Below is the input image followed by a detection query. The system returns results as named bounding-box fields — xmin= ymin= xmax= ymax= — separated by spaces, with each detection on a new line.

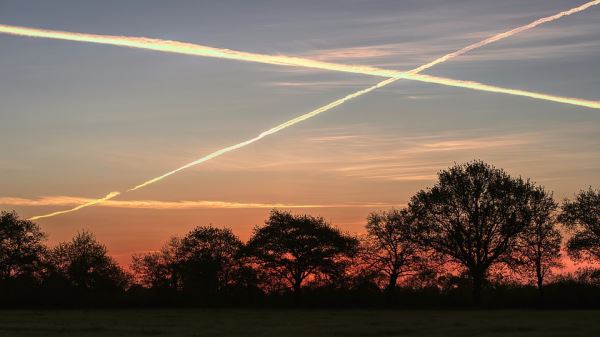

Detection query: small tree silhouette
xmin=560 ymin=188 xmax=600 ymax=263
xmin=177 ymin=226 xmax=244 ymax=295
xmin=363 ymin=208 xmax=424 ymax=293
xmin=48 ymin=231 xmax=129 ymax=291
xmin=513 ymin=186 xmax=562 ymax=296
xmin=247 ymin=210 xmax=358 ymax=295
xmin=0 ymin=211 xmax=46 ymax=283
xmin=133 ymin=226 xmax=251 ymax=297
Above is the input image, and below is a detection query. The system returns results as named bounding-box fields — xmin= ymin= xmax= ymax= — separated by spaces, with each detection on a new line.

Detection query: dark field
xmin=0 ymin=309 xmax=598 ymax=337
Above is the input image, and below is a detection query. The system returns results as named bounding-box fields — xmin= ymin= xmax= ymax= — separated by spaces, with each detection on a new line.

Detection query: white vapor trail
xmin=1 ymin=1 xmax=600 ymax=108
xmin=25 ymin=1 xmax=600 ymax=220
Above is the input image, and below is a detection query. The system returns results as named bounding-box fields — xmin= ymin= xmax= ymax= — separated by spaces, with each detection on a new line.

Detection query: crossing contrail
xmin=1 ymin=1 xmax=600 ymax=109
xmin=25 ymin=1 xmax=600 ymax=220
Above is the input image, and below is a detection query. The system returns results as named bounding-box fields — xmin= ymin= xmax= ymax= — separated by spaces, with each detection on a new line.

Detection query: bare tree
xmin=559 ymin=188 xmax=600 ymax=262
xmin=514 ymin=186 xmax=562 ymax=295
xmin=363 ymin=208 xmax=423 ymax=293
xmin=408 ymin=161 xmax=537 ymax=304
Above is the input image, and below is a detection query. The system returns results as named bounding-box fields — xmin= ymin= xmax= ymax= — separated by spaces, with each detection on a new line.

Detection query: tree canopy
xmin=48 ymin=231 xmax=130 ymax=291
xmin=514 ymin=186 xmax=561 ymax=295
xmin=364 ymin=208 xmax=424 ymax=292
xmin=408 ymin=161 xmax=540 ymax=303
xmin=247 ymin=210 xmax=359 ymax=293
xmin=560 ymin=188 xmax=600 ymax=262
xmin=0 ymin=211 xmax=46 ymax=282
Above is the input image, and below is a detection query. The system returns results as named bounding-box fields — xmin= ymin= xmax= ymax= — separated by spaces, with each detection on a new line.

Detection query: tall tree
xmin=408 ymin=161 xmax=536 ymax=304
xmin=364 ymin=208 xmax=423 ymax=293
xmin=49 ymin=231 xmax=129 ymax=291
xmin=0 ymin=211 xmax=46 ymax=282
xmin=247 ymin=210 xmax=359 ymax=294
xmin=559 ymin=188 xmax=600 ymax=262
xmin=514 ymin=187 xmax=562 ymax=295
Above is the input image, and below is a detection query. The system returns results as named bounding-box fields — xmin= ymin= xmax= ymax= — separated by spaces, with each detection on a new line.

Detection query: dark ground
xmin=0 ymin=309 xmax=598 ymax=337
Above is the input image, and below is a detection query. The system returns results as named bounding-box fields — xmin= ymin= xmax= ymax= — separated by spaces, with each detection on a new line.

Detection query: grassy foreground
xmin=0 ymin=309 xmax=598 ymax=337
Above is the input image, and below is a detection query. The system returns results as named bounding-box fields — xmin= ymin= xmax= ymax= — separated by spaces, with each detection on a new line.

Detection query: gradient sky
xmin=1 ymin=0 xmax=599 ymax=266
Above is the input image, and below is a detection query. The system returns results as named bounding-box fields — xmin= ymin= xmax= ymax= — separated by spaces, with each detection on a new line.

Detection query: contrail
xmin=28 ymin=78 xmax=396 ymax=220
xmin=1 ymin=0 xmax=600 ymax=109
xmin=127 ymin=78 xmax=396 ymax=191
xmin=408 ymin=0 xmax=600 ymax=74
xmin=29 ymin=191 xmax=120 ymax=220
xmin=25 ymin=1 xmax=600 ymax=220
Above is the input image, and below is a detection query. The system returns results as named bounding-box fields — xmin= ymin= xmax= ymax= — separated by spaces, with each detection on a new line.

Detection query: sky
xmin=0 ymin=0 xmax=599 ymax=266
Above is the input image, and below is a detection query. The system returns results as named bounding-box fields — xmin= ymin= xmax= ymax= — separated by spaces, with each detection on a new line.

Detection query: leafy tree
xmin=132 ymin=237 xmax=183 ymax=291
xmin=0 ymin=211 xmax=46 ymax=282
xmin=48 ymin=231 xmax=129 ymax=291
xmin=246 ymin=210 xmax=359 ymax=294
xmin=132 ymin=252 xmax=172 ymax=290
xmin=408 ymin=161 xmax=537 ymax=304
xmin=363 ymin=208 xmax=423 ymax=292
xmin=560 ymin=188 xmax=600 ymax=262
xmin=514 ymin=187 xmax=562 ymax=295
xmin=133 ymin=227 xmax=250 ymax=296
xmin=177 ymin=226 xmax=244 ymax=294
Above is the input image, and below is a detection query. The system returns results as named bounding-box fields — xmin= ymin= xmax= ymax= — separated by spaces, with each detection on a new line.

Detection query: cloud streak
xmin=1 ymin=196 xmax=391 ymax=210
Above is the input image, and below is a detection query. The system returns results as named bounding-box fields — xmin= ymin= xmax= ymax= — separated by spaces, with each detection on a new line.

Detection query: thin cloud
xmin=202 ymin=127 xmax=544 ymax=183
xmin=0 ymin=196 xmax=392 ymax=210
xmin=300 ymin=21 xmax=600 ymax=68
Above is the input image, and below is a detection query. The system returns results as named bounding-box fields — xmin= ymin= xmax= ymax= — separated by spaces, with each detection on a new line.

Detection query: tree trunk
xmin=386 ymin=272 xmax=398 ymax=294
xmin=536 ymin=263 xmax=544 ymax=297
xmin=292 ymin=280 xmax=302 ymax=293
xmin=292 ymin=275 xmax=302 ymax=305
xmin=471 ymin=269 xmax=485 ymax=306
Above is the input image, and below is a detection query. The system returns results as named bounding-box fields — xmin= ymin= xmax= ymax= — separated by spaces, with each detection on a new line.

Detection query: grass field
xmin=0 ymin=309 xmax=598 ymax=337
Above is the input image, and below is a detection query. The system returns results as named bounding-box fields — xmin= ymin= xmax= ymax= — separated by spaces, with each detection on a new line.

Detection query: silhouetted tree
xmin=48 ymin=231 xmax=129 ymax=291
xmin=133 ymin=237 xmax=183 ymax=290
xmin=514 ymin=186 xmax=562 ymax=295
xmin=408 ymin=161 xmax=537 ymax=304
xmin=177 ymin=226 xmax=244 ymax=295
xmin=363 ymin=208 xmax=423 ymax=293
xmin=559 ymin=188 xmax=600 ymax=263
xmin=0 ymin=211 xmax=46 ymax=283
xmin=247 ymin=210 xmax=359 ymax=294
xmin=131 ymin=242 xmax=178 ymax=290
xmin=132 ymin=227 xmax=253 ymax=297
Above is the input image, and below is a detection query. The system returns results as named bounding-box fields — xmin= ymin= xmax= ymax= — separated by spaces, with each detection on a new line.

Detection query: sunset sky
xmin=1 ymin=0 xmax=599 ymax=266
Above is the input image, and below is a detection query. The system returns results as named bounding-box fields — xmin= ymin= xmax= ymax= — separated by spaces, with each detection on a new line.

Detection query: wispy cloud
xmin=265 ymin=80 xmax=375 ymax=90
xmin=305 ymin=46 xmax=399 ymax=61
xmin=299 ymin=21 xmax=600 ymax=69
xmin=199 ymin=127 xmax=545 ymax=182
xmin=316 ymin=132 xmax=539 ymax=181
xmin=0 ymin=196 xmax=392 ymax=210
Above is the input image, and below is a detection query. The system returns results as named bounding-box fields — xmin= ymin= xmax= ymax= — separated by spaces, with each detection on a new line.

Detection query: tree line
xmin=1 ymin=161 xmax=599 ymax=307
